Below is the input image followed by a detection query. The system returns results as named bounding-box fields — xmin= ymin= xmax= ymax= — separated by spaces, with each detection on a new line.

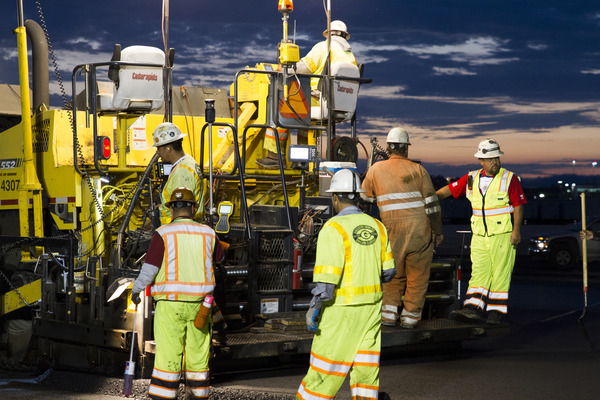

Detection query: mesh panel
xmin=33 ymin=118 xmax=50 ymax=153
xmin=257 ymin=263 xmax=290 ymax=291
xmin=257 ymin=232 xmax=292 ymax=261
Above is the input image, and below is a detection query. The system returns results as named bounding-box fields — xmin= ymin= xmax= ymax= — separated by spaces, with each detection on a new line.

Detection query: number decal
xmin=1 ymin=180 xmax=20 ymax=191
xmin=0 ymin=159 xmax=19 ymax=170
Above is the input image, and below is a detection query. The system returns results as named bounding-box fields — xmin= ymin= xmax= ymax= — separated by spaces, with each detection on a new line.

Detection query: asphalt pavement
xmin=2 ymin=224 xmax=599 ymax=399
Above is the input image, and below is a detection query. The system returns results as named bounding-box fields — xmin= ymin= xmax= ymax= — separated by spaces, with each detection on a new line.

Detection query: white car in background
xmin=528 ymin=217 xmax=600 ymax=269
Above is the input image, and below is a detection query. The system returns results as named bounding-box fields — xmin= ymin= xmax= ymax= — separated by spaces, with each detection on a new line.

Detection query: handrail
xmin=71 ymin=61 xmax=165 ymax=176
xmin=199 ymin=122 xmax=252 ymax=239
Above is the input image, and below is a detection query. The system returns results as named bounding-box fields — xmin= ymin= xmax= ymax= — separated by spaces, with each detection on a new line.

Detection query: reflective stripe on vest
xmin=466 ymin=168 xmax=514 ymax=236
xmin=326 ymin=220 xmax=382 ymax=305
xmin=151 ymin=220 xmax=216 ymax=301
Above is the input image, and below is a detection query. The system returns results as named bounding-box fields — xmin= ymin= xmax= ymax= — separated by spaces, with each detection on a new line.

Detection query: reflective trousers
xmin=465 ymin=232 xmax=515 ymax=314
xmin=296 ymin=300 xmax=381 ymax=400
xmin=381 ymin=217 xmax=433 ymax=324
xmin=149 ymin=301 xmax=211 ymax=400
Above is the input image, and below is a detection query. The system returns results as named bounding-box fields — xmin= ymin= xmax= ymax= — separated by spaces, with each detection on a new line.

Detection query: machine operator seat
xmin=100 ymin=45 xmax=165 ymax=112
xmin=310 ymin=62 xmax=361 ymax=123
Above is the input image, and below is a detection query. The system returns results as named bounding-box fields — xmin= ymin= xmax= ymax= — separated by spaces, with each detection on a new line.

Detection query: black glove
xmin=131 ymin=291 xmax=141 ymax=305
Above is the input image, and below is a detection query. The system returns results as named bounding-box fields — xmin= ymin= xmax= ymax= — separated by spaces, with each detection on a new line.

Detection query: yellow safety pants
xmin=149 ymin=301 xmax=212 ymax=400
xmin=465 ymin=232 xmax=515 ymax=314
xmin=296 ymin=300 xmax=381 ymax=400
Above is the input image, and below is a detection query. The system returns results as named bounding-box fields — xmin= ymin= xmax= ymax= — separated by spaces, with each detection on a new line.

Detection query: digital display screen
xmin=219 ymin=204 xmax=233 ymax=214
xmin=290 ymin=147 xmax=309 ymax=160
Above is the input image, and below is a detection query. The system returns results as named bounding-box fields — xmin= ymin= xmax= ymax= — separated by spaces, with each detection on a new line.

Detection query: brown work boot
xmin=450 ymin=307 xmax=482 ymax=324
xmin=256 ymin=150 xmax=285 ymax=169
xmin=486 ymin=310 xmax=502 ymax=325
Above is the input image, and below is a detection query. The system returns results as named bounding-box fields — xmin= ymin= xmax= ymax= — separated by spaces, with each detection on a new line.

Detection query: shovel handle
xmin=581 ymin=193 xmax=588 ymax=292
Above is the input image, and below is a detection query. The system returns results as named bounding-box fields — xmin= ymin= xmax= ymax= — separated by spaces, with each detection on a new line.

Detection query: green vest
xmin=466 ymin=167 xmax=515 ymax=236
xmin=151 ymin=219 xmax=216 ymax=301
xmin=313 ymin=212 xmax=395 ymax=305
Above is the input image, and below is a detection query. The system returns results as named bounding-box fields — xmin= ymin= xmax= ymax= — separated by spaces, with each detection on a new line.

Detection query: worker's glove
xmin=131 ymin=291 xmax=141 ymax=305
xmin=382 ymin=267 xmax=396 ymax=283
xmin=306 ymin=297 xmax=322 ymax=332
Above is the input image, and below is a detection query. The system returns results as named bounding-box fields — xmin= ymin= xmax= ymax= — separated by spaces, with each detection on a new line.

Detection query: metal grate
xmin=257 ymin=232 xmax=292 ymax=261
xmin=257 ymin=263 xmax=290 ymax=291
xmin=33 ymin=118 xmax=50 ymax=153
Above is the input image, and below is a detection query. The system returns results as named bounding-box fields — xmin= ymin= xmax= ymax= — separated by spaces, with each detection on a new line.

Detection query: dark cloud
xmin=1 ymin=1 xmax=598 ymax=178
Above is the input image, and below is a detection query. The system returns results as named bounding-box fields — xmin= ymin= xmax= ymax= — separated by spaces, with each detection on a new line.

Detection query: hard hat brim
xmin=326 ymin=187 xmax=366 ymax=193
xmin=152 ymin=133 xmax=188 ymax=147
xmin=474 ymin=150 xmax=504 ymax=158
xmin=323 ymin=30 xmax=350 ymax=40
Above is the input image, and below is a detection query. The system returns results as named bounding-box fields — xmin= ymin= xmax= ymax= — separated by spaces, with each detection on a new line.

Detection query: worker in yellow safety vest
xmin=152 ymin=122 xmax=227 ymax=343
xmin=256 ymin=20 xmax=357 ymax=169
xmin=436 ymin=139 xmax=526 ymax=325
xmin=296 ymin=169 xmax=396 ymax=400
xmin=131 ymin=187 xmax=224 ymax=400
xmin=153 ymin=122 xmax=204 ymax=224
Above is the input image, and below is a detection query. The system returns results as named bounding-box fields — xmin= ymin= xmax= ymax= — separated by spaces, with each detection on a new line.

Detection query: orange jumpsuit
xmin=362 ymin=155 xmax=442 ymax=325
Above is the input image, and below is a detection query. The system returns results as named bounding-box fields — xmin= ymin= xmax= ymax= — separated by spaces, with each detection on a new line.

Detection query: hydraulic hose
xmin=113 ymin=153 xmax=159 ymax=268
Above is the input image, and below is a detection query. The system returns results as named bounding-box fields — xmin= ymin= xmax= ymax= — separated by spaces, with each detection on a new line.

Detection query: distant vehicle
xmin=528 ymin=217 xmax=600 ymax=269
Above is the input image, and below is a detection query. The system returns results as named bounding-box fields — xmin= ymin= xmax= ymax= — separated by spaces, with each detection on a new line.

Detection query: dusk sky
xmin=1 ymin=1 xmax=599 ymax=181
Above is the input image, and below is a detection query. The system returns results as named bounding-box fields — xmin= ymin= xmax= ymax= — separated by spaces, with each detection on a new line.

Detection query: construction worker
xmin=361 ymin=127 xmax=443 ymax=329
xmin=152 ymin=122 xmax=227 ymax=343
xmin=436 ymin=138 xmax=526 ymax=325
xmin=131 ymin=187 xmax=224 ymax=400
xmin=153 ymin=122 xmax=204 ymax=224
xmin=256 ymin=20 xmax=357 ymax=169
xmin=296 ymin=169 xmax=396 ymax=400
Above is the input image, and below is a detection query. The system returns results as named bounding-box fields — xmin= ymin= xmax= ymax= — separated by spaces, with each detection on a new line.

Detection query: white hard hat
xmin=326 ymin=169 xmax=365 ymax=194
xmin=152 ymin=122 xmax=187 ymax=147
xmin=323 ymin=20 xmax=350 ymax=40
xmin=474 ymin=138 xmax=504 ymax=158
xmin=386 ymin=127 xmax=411 ymax=145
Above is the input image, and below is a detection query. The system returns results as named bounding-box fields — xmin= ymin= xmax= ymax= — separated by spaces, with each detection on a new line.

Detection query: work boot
xmin=212 ymin=329 xmax=228 ymax=346
xmin=381 ymin=316 xmax=397 ymax=327
xmin=399 ymin=317 xmax=418 ymax=330
xmin=486 ymin=310 xmax=502 ymax=325
xmin=378 ymin=392 xmax=391 ymax=400
xmin=256 ymin=151 xmax=285 ymax=169
xmin=450 ymin=307 xmax=482 ymax=324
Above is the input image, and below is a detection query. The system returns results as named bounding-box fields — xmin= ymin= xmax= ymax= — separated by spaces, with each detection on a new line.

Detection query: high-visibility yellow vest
xmin=151 ymin=219 xmax=216 ymax=301
xmin=313 ymin=212 xmax=395 ymax=305
xmin=466 ymin=167 xmax=515 ymax=236
xmin=302 ymin=39 xmax=357 ymax=92
xmin=159 ymin=155 xmax=204 ymax=224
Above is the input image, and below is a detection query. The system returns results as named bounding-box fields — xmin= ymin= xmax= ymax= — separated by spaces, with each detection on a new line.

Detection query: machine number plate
xmin=0 ymin=159 xmax=21 ymax=170
xmin=1 ymin=180 xmax=20 ymax=191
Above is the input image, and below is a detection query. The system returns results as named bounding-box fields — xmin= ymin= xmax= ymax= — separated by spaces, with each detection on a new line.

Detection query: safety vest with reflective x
xmin=313 ymin=213 xmax=395 ymax=305
xmin=466 ymin=167 xmax=515 ymax=236
xmin=151 ymin=219 xmax=216 ymax=301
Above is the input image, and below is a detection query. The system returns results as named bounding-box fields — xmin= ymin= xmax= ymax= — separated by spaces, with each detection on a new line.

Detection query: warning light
xmin=278 ymin=0 xmax=293 ymax=13
xmin=96 ymin=136 xmax=111 ymax=161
